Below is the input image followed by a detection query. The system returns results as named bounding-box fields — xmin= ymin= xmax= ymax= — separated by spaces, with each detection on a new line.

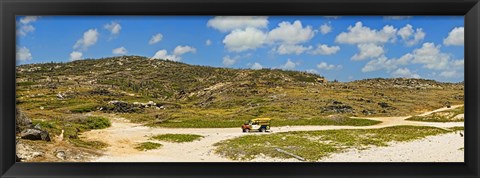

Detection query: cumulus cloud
xmin=411 ymin=42 xmax=450 ymax=70
xmin=205 ymin=39 xmax=212 ymax=46
xmin=309 ymin=44 xmax=340 ymax=55
xmin=104 ymin=21 xmax=121 ymax=36
xmin=392 ymin=68 xmax=420 ymax=78
xmin=320 ymin=22 xmax=332 ymax=35
xmin=335 ymin=22 xmax=397 ymax=44
xmin=222 ymin=55 xmax=240 ymax=66
xmin=351 ymin=43 xmax=384 ymax=60
xmin=151 ymin=45 xmax=196 ymax=61
xmin=397 ymin=24 xmax=425 ymax=46
xmin=250 ymin=62 xmax=263 ymax=70
xmin=317 ymin=62 xmax=342 ymax=71
xmin=223 ymin=27 xmax=267 ymax=52
xmin=151 ymin=49 xmax=180 ymax=61
xmin=207 ymin=16 xmax=268 ymax=32
xmin=19 ymin=16 xmax=39 ymax=24
xmin=73 ymin=29 xmax=99 ymax=50
xmin=439 ymin=59 xmax=464 ymax=78
xmin=16 ymin=47 xmax=32 ymax=61
xmin=69 ymin=51 xmax=83 ymax=61
xmin=149 ymin=33 xmax=163 ymax=45
xmin=279 ymin=59 xmax=298 ymax=70
xmin=17 ymin=16 xmax=39 ymax=36
xmin=267 ymin=20 xmax=315 ymax=44
xmin=306 ymin=69 xmax=319 ymax=74
xmin=173 ymin=45 xmax=197 ymax=56
xmin=443 ymin=27 xmax=464 ymax=46
xmin=361 ymin=54 xmax=413 ymax=72
xmin=112 ymin=46 xmax=127 ymax=55
xmin=274 ymin=44 xmax=312 ymax=55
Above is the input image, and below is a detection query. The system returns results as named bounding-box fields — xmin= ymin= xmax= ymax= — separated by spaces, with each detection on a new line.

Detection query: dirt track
xmin=82 ymin=105 xmax=464 ymax=162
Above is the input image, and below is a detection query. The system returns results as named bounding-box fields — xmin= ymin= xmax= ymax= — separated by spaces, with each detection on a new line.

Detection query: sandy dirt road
xmin=82 ymin=105 xmax=464 ymax=162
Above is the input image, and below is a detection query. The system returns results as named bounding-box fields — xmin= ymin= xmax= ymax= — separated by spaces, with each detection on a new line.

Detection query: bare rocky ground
xmin=79 ymin=105 xmax=464 ymax=162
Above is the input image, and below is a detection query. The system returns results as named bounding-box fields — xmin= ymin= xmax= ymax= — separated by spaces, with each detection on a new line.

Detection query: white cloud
xmin=17 ymin=16 xmax=39 ymax=36
xmin=205 ymin=39 xmax=212 ymax=46
xmin=412 ymin=42 xmax=450 ymax=70
xmin=397 ymin=24 xmax=425 ymax=46
xmin=16 ymin=47 xmax=32 ymax=61
xmin=222 ymin=55 xmax=240 ymax=66
xmin=149 ymin=33 xmax=163 ymax=45
xmin=317 ymin=62 xmax=342 ymax=71
xmin=439 ymin=69 xmax=463 ymax=78
xmin=207 ymin=16 xmax=268 ymax=32
xmin=309 ymin=44 xmax=340 ymax=55
xmin=173 ymin=45 xmax=196 ymax=56
xmin=151 ymin=49 xmax=180 ymax=61
xmin=452 ymin=59 xmax=464 ymax=68
xmin=443 ymin=27 xmax=464 ymax=46
xmin=17 ymin=25 xmax=35 ymax=36
xmin=361 ymin=54 xmax=413 ymax=72
xmin=151 ymin=46 xmax=195 ymax=62
xmin=351 ymin=43 xmax=384 ymax=60
xmin=320 ymin=22 xmax=332 ymax=35
xmin=223 ymin=27 xmax=267 ymax=52
xmin=267 ymin=20 xmax=315 ymax=44
xmin=69 ymin=51 xmax=83 ymax=61
xmin=274 ymin=44 xmax=312 ymax=55
xmin=392 ymin=68 xmax=420 ymax=78
xmin=73 ymin=29 xmax=99 ymax=50
xmin=250 ymin=62 xmax=263 ymax=70
xmin=439 ymin=59 xmax=464 ymax=78
xmin=104 ymin=21 xmax=121 ymax=36
xmin=112 ymin=46 xmax=127 ymax=55
xmin=19 ymin=16 xmax=39 ymax=24
xmin=335 ymin=22 xmax=397 ymax=44
xmin=280 ymin=59 xmax=298 ymax=70
xmin=306 ymin=69 xmax=319 ymax=74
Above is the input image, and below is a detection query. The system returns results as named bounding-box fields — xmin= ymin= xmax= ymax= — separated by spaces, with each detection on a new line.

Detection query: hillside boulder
xmin=20 ymin=129 xmax=51 ymax=141
xmin=16 ymin=108 xmax=32 ymax=134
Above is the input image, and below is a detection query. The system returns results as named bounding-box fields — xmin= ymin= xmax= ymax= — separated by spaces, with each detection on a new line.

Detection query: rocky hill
xmin=16 ymin=56 xmax=464 ymax=127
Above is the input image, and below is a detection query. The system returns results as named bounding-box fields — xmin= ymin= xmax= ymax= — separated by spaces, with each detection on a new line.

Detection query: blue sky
xmin=16 ymin=16 xmax=464 ymax=82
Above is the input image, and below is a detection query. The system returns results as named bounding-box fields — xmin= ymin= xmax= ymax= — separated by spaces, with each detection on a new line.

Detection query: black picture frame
xmin=1 ymin=0 xmax=479 ymax=177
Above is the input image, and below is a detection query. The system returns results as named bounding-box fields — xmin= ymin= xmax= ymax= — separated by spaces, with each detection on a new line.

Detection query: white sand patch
xmin=320 ymin=132 xmax=464 ymax=162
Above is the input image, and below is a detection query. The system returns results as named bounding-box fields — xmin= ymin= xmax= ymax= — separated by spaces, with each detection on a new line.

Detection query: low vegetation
xmin=135 ymin=142 xmax=162 ymax=151
xmin=15 ymin=56 xmax=464 ymax=152
xmin=406 ymin=106 xmax=464 ymax=122
xmin=69 ymin=139 xmax=109 ymax=149
xmin=151 ymin=134 xmax=204 ymax=143
xmin=214 ymin=126 xmax=452 ymax=161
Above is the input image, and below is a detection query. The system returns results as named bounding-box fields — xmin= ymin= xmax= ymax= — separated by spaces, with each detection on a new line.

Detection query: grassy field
xmin=151 ymin=134 xmax=204 ymax=143
xmin=214 ymin=126 xmax=453 ymax=161
xmin=406 ymin=106 xmax=464 ymax=122
xmin=135 ymin=142 xmax=163 ymax=151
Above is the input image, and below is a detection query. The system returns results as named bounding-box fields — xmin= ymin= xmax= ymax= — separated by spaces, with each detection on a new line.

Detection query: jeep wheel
xmin=260 ymin=128 xmax=266 ymax=133
xmin=244 ymin=129 xmax=249 ymax=133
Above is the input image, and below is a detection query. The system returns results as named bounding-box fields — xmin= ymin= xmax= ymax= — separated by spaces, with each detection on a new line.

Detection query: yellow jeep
xmin=241 ymin=118 xmax=271 ymax=132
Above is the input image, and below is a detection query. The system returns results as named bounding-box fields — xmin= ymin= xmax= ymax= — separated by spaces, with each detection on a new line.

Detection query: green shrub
xmin=135 ymin=142 xmax=162 ymax=151
xmin=151 ymin=134 xmax=203 ymax=143
xmin=83 ymin=116 xmax=111 ymax=130
xmin=70 ymin=104 xmax=98 ymax=113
